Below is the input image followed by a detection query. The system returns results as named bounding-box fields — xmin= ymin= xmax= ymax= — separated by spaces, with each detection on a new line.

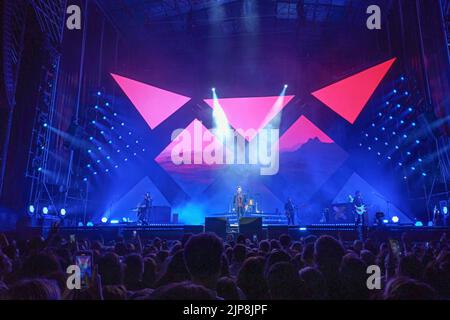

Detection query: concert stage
xmin=25 ymin=223 xmax=450 ymax=244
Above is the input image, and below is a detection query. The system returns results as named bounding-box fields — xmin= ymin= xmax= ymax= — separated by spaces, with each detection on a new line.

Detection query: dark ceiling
xmin=96 ymin=0 xmax=394 ymax=40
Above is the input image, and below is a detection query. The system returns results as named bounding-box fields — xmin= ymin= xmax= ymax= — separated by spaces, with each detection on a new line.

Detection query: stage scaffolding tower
xmin=25 ymin=0 xmax=81 ymax=222
xmin=0 ymin=0 xmax=28 ymax=196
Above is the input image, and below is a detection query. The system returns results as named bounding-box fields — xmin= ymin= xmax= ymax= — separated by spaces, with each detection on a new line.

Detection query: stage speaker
xmin=267 ymin=225 xmax=289 ymax=240
xmin=172 ymin=213 xmax=179 ymax=224
xmin=205 ymin=217 xmax=228 ymax=238
xmin=150 ymin=206 xmax=171 ymax=223
xmin=239 ymin=217 xmax=263 ymax=239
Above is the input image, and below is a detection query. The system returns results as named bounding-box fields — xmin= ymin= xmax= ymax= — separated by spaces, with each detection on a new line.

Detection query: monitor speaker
xmin=239 ymin=217 xmax=263 ymax=239
xmin=205 ymin=217 xmax=228 ymax=238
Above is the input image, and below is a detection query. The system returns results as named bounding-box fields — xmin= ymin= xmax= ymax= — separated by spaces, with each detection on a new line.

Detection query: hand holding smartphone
xmin=75 ymin=251 xmax=93 ymax=288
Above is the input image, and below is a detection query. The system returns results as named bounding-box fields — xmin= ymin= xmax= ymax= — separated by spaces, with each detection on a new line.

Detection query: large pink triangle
xmin=278 ymin=115 xmax=334 ymax=152
xmin=311 ymin=58 xmax=396 ymax=124
xmin=204 ymin=95 xmax=295 ymax=141
xmin=155 ymin=119 xmax=226 ymax=196
xmin=111 ymin=73 xmax=191 ymax=129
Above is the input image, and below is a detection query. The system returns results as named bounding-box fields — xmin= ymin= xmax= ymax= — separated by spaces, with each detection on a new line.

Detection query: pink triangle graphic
xmin=311 ymin=58 xmax=396 ymax=124
xmin=204 ymin=95 xmax=295 ymax=141
xmin=111 ymin=73 xmax=191 ymax=129
xmin=278 ymin=115 xmax=334 ymax=152
xmin=155 ymin=119 xmax=226 ymax=196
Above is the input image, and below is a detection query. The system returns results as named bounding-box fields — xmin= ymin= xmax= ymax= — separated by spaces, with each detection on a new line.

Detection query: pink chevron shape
xmin=111 ymin=73 xmax=191 ymax=129
xmin=312 ymin=58 xmax=396 ymax=124
xmin=278 ymin=115 xmax=334 ymax=152
xmin=204 ymin=95 xmax=295 ymax=141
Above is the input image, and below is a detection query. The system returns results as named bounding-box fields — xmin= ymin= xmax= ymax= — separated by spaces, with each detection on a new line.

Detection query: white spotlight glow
xmin=60 ymin=208 xmax=66 ymax=216
xmin=391 ymin=216 xmax=399 ymax=223
xmin=42 ymin=207 xmax=49 ymax=215
xmin=101 ymin=217 xmax=108 ymax=223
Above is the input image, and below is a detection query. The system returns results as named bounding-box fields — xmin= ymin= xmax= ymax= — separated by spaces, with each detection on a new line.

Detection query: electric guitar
xmin=348 ymin=195 xmax=368 ymax=216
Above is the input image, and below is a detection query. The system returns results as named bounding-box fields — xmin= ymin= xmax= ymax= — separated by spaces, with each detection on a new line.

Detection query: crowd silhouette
xmin=0 ymin=224 xmax=448 ymax=300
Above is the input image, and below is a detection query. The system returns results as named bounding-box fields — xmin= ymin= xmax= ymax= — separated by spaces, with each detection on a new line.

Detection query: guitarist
xmin=350 ymin=191 xmax=366 ymax=227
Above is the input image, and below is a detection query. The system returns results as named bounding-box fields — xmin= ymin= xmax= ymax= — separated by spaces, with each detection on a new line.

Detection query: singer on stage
xmin=233 ymin=186 xmax=246 ymax=219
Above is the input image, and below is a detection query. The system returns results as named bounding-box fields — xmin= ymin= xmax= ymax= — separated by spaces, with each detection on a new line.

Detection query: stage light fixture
xmin=111 ymin=126 xmax=115 ymax=130
xmin=60 ymin=208 xmax=66 ymax=216
xmin=88 ymin=149 xmax=92 ymax=153
xmin=414 ymin=221 xmax=423 ymax=227
xmin=43 ymin=123 xmax=48 ymax=128
xmin=393 ymin=89 xmax=397 ymax=94
xmin=91 ymin=120 xmax=96 ymax=124
xmin=94 ymin=105 xmax=99 ymax=109
xmin=400 ymin=76 xmax=405 ymax=81
xmin=108 ymin=140 xmax=112 ymax=144
xmin=83 ymin=178 xmax=88 ymax=182
xmin=97 ymin=91 xmax=101 ymax=96
xmin=42 ymin=207 xmax=49 ymax=214
xmin=96 ymin=159 xmax=101 ymax=163
xmin=113 ymin=113 xmax=117 ymax=116
xmin=100 ymin=130 xmax=105 ymax=135
xmin=122 ymin=217 xmax=127 ymax=223
xmin=102 ymin=116 xmax=107 ymax=120
xmin=391 ymin=216 xmax=399 ymax=223
xmin=98 ymin=147 xmax=102 ymax=151
xmin=404 ymin=91 xmax=409 ymax=96
xmin=284 ymin=84 xmax=288 ymax=88
xmin=105 ymin=102 xmax=110 ymax=107
xmin=78 ymin=222 xmax=84 ymax=227
xmin=105 ymin=169 xmax=109 ymax=173
xmin=86 ymin=222 xmax=94 ymax=227
xmin=101 ymin=217 xmax=108 ymax=223
xmin=38 ymin=167 xmax=42 ymax=172
xmin=29 ymin=205 xmax=35 ymax=213
xmin=121 ymin=122 xmax=125 ymax=126
xmin=382 ymin=219 xmax=389 ymax=224
xmin=422 ymin=172 xmax=427 ymax=177
xmin=110 ymin=219 xmax=119 ymax=224
xmin=93 ymin=171 xmax=98 ymax=175
xmin=415 ymin=140 xmax=420 ymax=144
xmin=212 ymin=87 xmax=216 ymax=92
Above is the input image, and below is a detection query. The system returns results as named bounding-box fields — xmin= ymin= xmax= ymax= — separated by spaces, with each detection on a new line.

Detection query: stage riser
xmin=11 ymin=225 xmax=449 ymax=243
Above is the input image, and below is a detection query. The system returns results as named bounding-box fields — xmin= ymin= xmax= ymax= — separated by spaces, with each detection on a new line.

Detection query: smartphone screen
xmin=75 ymin=252 xmax=93 ymax=288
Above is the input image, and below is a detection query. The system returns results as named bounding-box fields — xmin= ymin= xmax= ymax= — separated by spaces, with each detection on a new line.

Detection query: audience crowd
xmin=0 ymin=224 xmax=448 ymax=300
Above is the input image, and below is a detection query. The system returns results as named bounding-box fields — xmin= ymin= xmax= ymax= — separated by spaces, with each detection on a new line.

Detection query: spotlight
xmin=101 ymin=217 xmax=108 ymax=223
xmin=78 ymin=222 xmax=84 ymax=227
xmin=393 ymin=89 xmax=397 ymax=94
xmin=110 ymin=219 xmax=119 ymax=224
xmin=89 ymin=136 xmax=94 ymax=141
xmin=86 ymin=222 xmax=94 ymax=227
xmin=42 ymin=207 xmax=49 ymax=215
xmin=415 ymin=221 xmax=423 ymax=227
xmin=28 ymin=205 xmax=35 ymax=213
xmin=83 ymin=177 xmax=88 ymax=182
xmin=121 ymin=122 xmax=125 ymax=126
xmin=88 ymin=149 xmax=92 ymax=153
xmin=122 ymin=217 xmax=127 ymax=223
xmin=97 ymin=91 xmax=101 ymax=96
xmin=91 ymin=120 xmax=96 ymax=124
xmin=60 ymin=208 xmax=66 ymax=216
xmin=38 ymin=167 xmax=42 ymax=172
xmin=212 ymin=87 xmax=216 ymax=92
xmin=284 ymin=84 xmax=288 ymax=88
xmin=43 ymin=123 xmax=48 ymax=128
xmin=105 ymin=102 xmax=110 ymax=107
xmin=94 ymin=105 xmax=99 ymax=109
xmin=382 ymin=219 xmax=389 ymax=224
xmin=391 ymin=216 xmax=399 ymax=223
xmin=422 ymin=172 xmax=427 ymax=177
